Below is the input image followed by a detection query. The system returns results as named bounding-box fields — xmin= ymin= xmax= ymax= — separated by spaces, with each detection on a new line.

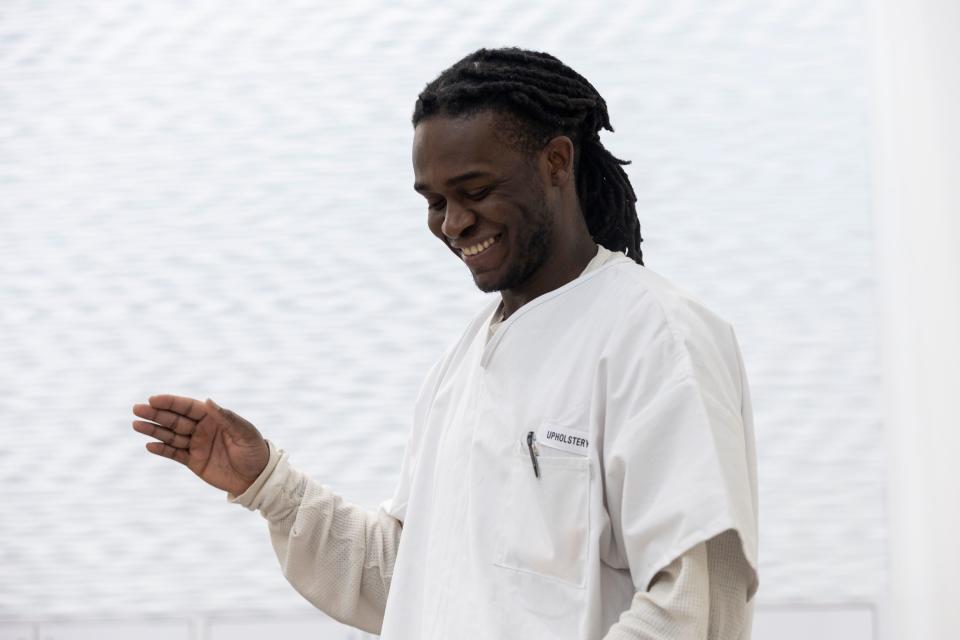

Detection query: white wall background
xmin=0 ymin=0 xmax=882 ymax=636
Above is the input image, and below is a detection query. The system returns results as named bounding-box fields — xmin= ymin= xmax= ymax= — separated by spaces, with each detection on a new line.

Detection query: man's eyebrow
xmin=413 ymin=170 xmax=495 ymax=193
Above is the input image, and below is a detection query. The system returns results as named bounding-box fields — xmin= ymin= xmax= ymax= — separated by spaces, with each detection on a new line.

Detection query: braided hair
xmin=412 ymin=47 xmax=643 ymax=265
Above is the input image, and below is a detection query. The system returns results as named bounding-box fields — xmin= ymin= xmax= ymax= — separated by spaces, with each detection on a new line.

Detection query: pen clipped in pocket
xmin=493 ymin=437 xmax=591 ymax=588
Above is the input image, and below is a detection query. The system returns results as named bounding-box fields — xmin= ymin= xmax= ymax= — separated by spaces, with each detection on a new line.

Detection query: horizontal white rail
xmin=0 ymin=605 xmax=875 ymax=640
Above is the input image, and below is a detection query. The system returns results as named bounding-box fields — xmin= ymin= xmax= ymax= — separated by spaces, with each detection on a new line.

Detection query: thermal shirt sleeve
xmin=227 ymin=439 xmax=402 ymax=635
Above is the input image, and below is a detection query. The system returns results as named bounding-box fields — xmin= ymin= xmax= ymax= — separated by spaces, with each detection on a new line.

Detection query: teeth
xmin=462 ymin=236 xmax=498 ymax=257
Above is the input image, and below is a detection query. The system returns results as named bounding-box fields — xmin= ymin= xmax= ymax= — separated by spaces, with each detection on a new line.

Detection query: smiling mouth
xmin=459 ymin=234 xmax=502 ymax=258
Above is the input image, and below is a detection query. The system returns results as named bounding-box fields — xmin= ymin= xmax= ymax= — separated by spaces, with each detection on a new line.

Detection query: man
xmin=132 ymin=47 xmax=759 ymax=639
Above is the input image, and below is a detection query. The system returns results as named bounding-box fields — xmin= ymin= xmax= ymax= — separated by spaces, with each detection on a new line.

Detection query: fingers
xmin=133 ymin=396 xmax=206 ymax=435
xmin=132 ymin=404 xmax=198 ymax=435
xmin=146 ymin=394 xmax=207 ymax=421
xmin=145 ymin=441 xmax=189 ymax=465
xmin=132 ymin=420 xmax=191 ymax=449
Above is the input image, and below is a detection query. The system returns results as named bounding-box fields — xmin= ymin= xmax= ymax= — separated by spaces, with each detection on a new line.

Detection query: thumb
xmin=205 ymin=398 xmax=258 ymax=436
xmin=205 ymin=398 xmax=234 ymax=422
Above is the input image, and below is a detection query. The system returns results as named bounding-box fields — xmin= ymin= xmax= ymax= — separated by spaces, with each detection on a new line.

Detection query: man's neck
xmin=498 ymin=240 xmax=599 ymax=321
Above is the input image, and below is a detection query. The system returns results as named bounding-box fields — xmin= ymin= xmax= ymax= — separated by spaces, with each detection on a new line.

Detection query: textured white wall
xmin=0 ymin=0 xmax=881 ymax=626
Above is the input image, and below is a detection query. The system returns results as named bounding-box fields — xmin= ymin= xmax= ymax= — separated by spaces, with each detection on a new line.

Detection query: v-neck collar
xmin=479 ymin=255 xmax=632 ymax=368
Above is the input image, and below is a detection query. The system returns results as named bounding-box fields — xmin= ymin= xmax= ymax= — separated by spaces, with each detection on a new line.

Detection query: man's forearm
xmin=604 ymin=541 xmax=710 ymax=640
xmin=604 ymin=531 xmax=750 ymax=640
xmin=230 ymin=441 xmax=402 ymax=634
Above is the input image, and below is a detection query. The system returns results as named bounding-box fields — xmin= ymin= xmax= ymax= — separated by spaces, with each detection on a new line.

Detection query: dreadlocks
xmin=412 ymin=47 xmax=644 ymax=265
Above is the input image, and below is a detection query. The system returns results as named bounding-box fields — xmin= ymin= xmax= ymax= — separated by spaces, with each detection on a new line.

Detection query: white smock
xmin=376 ymin=252 xmax=759 ymax=639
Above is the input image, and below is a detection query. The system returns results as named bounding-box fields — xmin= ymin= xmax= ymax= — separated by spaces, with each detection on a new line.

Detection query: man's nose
xmin=440 ymin=200 xmax=476 ymax=239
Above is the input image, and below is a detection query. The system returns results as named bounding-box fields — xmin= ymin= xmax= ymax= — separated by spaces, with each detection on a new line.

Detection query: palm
xmin=132 ymin=394 xmax=269 ymax=496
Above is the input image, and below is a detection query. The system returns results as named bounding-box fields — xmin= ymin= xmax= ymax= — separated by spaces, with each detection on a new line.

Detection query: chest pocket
xmin=493 ymin=438 xmax=591 ymax=588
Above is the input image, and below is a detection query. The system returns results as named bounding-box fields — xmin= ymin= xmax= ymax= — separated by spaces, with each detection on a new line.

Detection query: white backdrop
xmin=0 ymin=0 xmax=881 ymax=627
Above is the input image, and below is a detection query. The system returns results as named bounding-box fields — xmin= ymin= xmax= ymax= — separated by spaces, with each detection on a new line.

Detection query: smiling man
xmin=413 ymin=109 xmax=597 ymax=312
xmin=132 ymin=47 xmax=759 ymax=639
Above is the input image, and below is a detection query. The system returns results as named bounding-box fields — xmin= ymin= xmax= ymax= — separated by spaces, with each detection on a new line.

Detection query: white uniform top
xmin=486 ymin=243 xmax=623 ymax=342
xmin=377 ymin=252 xmax=759 ymax=639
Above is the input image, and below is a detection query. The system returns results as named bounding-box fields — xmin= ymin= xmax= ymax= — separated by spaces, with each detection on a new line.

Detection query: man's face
xmin=412 ymin=111 xmax=556 ymax=293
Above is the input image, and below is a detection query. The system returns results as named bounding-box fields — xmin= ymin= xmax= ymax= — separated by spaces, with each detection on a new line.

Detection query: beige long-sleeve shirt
xmin=230 ymin=441 xmax=754 ymax=638
xmin=231 ymin=244 xmax=755 ymax=637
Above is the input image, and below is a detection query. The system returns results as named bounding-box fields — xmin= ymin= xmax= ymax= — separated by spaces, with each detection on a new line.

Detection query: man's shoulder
xmin=587 ymin=262 xmax=737 ymax=355
xmin=594 ymin=261 xmax=727 ymax=320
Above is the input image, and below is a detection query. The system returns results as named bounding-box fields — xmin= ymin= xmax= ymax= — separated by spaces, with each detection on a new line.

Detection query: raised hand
xmin=132 ymin=394 xmax=270 ymax=496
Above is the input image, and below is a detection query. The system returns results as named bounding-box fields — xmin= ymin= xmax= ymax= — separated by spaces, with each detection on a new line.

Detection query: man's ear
xmin=542 ymin=135 xmax=575 ymax=187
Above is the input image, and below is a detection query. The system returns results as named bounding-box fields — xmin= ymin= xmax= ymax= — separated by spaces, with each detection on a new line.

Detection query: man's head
xmin=411 ymin=47 xmax=643 ymax=296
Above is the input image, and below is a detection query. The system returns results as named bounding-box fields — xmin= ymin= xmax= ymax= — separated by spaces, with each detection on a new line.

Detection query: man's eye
xmin=465 ymin=188 xmax=490 ymax=200
xmin=428 ymin=198 xmax=446 ymax=211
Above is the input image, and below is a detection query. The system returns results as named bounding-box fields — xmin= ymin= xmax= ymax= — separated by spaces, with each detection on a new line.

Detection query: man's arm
xmin=230 ymin=440 xmax=401 ymax=635
xmin=131 ymin=395 xmax=401 ymax=635
xmin=604 ymin=530 xmax=751 ymax=640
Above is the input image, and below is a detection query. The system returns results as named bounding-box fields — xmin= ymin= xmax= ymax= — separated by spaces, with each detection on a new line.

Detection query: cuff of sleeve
xmin=227 ymin=439 xmax=286 ymax=510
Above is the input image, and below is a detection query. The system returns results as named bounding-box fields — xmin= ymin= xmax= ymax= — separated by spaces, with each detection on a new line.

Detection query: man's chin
xmin=471 ymin=272 xmax=506 ymax=293
xmin=470 ymin=258 xmax=539 ymax=294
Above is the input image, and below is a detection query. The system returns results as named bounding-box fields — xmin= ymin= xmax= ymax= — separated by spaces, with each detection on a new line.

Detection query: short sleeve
xmin=600 ymin=296 xmax=759 ymax=601
xmin=379 ymin=349 xmax=452 ymax=524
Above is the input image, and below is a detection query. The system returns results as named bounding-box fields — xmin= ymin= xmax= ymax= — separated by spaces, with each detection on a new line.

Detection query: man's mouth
xmin=459 ymin=234 xmax=502 ymax=258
